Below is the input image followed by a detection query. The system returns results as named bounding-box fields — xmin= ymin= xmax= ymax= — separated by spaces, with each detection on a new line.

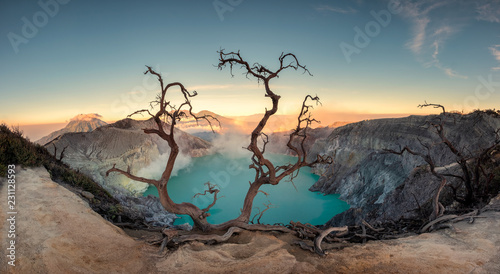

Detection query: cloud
xmin=315 ymin=5 xmax=357 ymax=14
xmin=398 ymin=0 xmax=468 ymax=79
xmin=441 ymin=66 xmax=468 ymax=79
xmin=401 ymin=1 xmax=450 ymax=54
xmin=476 ymin=1 xmax=500 ymax=23
xmin=489 ymin=44 xmax=500 ymax=70
xmin=406 ymin=17 xmax=430 ymax=54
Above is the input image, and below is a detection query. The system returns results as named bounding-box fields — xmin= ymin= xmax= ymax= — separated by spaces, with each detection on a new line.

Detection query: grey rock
xmin=115 ymin=194 xmax=178 ymax=227
xmin=174 ymin=223 xmax=193 ymax=231
xmin=81 ymin=191 xmax=95 ymax=200
xmin=310 ymin=113 xmax=500 ymax=226
xmin=46 ymin=118 xmax=212 ymax=196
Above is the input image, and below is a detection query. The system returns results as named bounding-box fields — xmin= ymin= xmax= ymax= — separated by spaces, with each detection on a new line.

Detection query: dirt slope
xmin=0 ymin=167 xmax=155 ymax=273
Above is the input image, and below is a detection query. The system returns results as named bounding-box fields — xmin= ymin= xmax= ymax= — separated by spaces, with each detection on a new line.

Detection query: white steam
xmin=136 ymin=151 xmax=193 ymax=180
xmin=210 ymin=132 xmax=251 ymax=159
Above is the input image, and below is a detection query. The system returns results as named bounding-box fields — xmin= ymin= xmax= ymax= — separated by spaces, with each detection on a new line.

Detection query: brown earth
xmin=1 ymin=167 xmax=499 ymax=273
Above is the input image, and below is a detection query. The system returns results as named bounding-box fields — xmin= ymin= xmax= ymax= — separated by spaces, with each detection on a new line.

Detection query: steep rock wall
xmin=310 ymin=113 xmax=500 ymax=225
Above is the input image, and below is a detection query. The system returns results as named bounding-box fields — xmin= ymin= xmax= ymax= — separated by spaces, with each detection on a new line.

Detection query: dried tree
xmin=387 ymin=103 xmax=500 ymax=221
xmin=106 ymin=50 xmax=332 ymax=234
xmin=51 ymin=143 xmax=67 ymax=162
xmin=386 ymin=144 xmax=447 ymax=220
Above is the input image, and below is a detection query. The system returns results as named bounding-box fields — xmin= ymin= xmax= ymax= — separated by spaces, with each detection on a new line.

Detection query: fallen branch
xmin=362 ymin=219 xmax=384 ymax=232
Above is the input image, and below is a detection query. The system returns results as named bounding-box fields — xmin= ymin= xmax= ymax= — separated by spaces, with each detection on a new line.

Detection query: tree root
xmin=150 ymin=208 xmax=490 ymax=256
xmin=172 ymin=227 xmax=244 ymax=244
xmin=420 ymin=214 xmax=458 ymax=233
xmin=420 ymin=210 xmax=486 ymax=233
xmin=362 ymin=219 xmax=384 ymax=232
xmin=290 ymin=222 xmax=348 ymax=256
xmin=314 ymin=226 xmax=348 ymax=256
xmin=161 ymin=223 xmax=293 ymax=248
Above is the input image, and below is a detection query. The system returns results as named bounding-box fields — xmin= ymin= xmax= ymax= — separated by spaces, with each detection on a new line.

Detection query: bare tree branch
xmin=106 ymin=164 xmax=160 ymax=187
xmin=419 ymin=101 xmax=446 ymax=114
xmin=108 ymin=50 xmax=330 ymax=238
xmin=193 ymin=182 xmax=222 ymax=215
xmin=51 ymin=143 xmax=68 ymax=162
xmin=250 ymin=200 xmax=275 ymax=224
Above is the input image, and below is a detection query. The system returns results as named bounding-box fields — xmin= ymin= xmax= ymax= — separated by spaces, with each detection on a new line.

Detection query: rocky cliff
xmin=310 ymin=113 xmax=500 ymax=225
xmin=46 ymin=118 xmax=212 ymax=196
xmin=266 ymin=124 xmax=348 ymax=156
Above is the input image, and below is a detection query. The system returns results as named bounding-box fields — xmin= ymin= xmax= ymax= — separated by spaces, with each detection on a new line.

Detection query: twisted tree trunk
xmin=107 ymin=50 xmax=331 ymax=233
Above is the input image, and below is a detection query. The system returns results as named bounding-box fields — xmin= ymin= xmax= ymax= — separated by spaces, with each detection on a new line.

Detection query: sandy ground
xmin=1 ymin=167 xmax=499 ymax=273
xmin=0 ymin=167 xmax=156 ymax=273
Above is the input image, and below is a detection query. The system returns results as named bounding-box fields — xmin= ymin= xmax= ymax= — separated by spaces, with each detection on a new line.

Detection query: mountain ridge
xmin=46 ymin=117 xmax=212 ymax=196
xmin=35 ymin=113 xmax=107 ymax=145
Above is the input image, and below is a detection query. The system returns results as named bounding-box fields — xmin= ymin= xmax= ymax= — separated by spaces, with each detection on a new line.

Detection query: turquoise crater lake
xmin=143 ymin=153 xmax=349 ymax=226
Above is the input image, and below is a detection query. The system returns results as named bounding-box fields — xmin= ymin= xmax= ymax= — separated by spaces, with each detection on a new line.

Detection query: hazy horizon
xmin=16 ymin=110 xmax=421 ymax=141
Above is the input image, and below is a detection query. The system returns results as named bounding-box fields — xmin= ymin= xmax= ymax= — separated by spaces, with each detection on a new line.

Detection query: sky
xmin=1 ymin=0 xmax=500 ymax=128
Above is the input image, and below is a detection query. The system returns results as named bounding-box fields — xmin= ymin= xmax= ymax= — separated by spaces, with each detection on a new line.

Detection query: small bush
xmin=0 ymin=123 xmax=44 ymax=176
xmin=470 ymin=109 xmax=500 ymax=117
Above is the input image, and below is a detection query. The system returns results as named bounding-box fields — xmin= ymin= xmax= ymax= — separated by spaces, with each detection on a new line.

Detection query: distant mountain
xmin=35 ymin=114 xmax=107 ymax=145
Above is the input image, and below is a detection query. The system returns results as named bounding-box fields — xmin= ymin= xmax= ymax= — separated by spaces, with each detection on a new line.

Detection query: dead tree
xmin=51 ymin=143 xmax=67 ymax=162
xmin=106 ymin=50 xmax=332 ymax=236
xmin=418 ymin=101 xmax=445 ymax=114
xmin=386 ymin=144 xmax=446 ymax=220
xmin=387 ymin=103 xmax=500 ymax=221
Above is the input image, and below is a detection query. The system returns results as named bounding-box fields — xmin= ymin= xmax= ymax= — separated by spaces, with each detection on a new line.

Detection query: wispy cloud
xmin=440 ymin=65 xmax=468 ymax=79
xmin=476 ymin=0 xmax=500 ymax=23
xmin=406 ymin=17 xmax=430 ymax=54
xmin=315 ymin=5 xmax=357 ymax=14
xmin=398 ymin=0 xmax=468 ymax=79
xmin=489 ymin=44 xmax=500 ymax=70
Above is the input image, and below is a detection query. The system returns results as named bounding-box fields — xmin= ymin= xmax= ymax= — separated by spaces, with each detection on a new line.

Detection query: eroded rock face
xmin=114 ymin=194 xmax=182 ymax=228
xmin=47 ymin=118 xmax=212 ymax=196
xmin=266 ymin=126 xmax=337 ymax=156
xmin=310 ymin=113 xmax=500 ymax=226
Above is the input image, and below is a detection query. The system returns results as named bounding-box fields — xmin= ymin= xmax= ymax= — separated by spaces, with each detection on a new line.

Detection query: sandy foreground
xmin=1 ymin=167 xmax=499 ymax=273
